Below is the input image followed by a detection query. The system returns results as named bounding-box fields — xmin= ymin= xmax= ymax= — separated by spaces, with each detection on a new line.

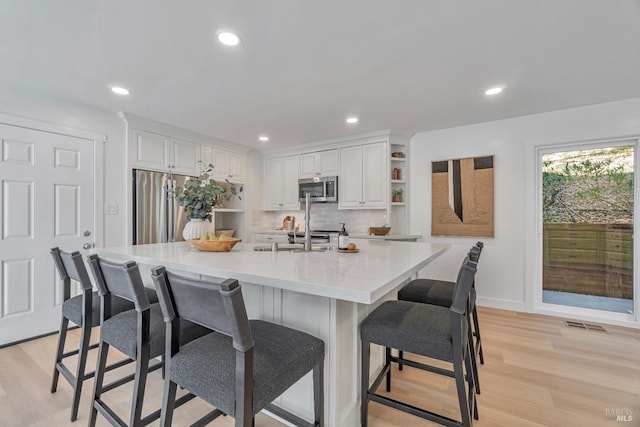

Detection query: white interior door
xmin=0 ymin=123 xmax=96 ymax=345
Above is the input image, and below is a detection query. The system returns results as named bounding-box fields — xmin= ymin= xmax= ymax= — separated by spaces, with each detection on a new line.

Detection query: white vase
xmin=182 ymin=218 xmax=212 ymax=241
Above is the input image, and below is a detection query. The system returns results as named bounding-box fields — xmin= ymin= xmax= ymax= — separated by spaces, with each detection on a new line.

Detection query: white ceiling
xmin=1 ymin=0 xmax=639 ymax=151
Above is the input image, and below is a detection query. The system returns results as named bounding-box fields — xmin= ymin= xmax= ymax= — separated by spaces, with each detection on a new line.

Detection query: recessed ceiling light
xmin=346 ymin=117 xmax=359 ymax=124
xmin=485 ymin=86 xmax=504 ymax=96
xmin=111 ymin=86 xmax=130 ymax=95
xmin=259 ymin=135 xmax=269 ymax=142
xmin=217 ymin=31 xmax=240 ymax=46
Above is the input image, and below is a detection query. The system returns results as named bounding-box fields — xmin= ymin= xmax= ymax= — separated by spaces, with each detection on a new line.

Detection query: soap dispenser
xmin=338 ymin=223 xmax=349 ymax=250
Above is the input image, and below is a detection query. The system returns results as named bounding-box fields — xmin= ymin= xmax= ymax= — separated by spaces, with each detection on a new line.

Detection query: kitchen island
xmin=95 ymin=239 xmax=448 ymax=426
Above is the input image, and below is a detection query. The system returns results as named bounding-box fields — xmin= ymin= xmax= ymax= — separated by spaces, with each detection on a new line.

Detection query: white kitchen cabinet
xmin=282 ymin=155 xmax=300 ymax=208
xmin=171 ymin=138 xmax=201 ymax=174
xmin=200 ymin=145 xmax=213 ymax=174
xmin=228 ymin=152 xmax=246 ymax=182
xmin=338 ymin=145 xmax=363 ymax=207
xmin=300 ymin=149 xmax=339 ymax=178
xmin=200 ymin=146 xmax=246 ymax=183
xmin=132 ymin=129 xmax=200 ymax=175
xmin=339 ymin=142 xmax=387 ymax=208
xmin=264 ymin=154 xmax=300 ymax=210
xmin=212 ymin=149 xmax=230 ymax=180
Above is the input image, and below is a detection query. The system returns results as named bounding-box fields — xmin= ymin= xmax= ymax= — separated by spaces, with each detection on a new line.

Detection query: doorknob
xmin=83 ymin=243 xmax=94 ymax=250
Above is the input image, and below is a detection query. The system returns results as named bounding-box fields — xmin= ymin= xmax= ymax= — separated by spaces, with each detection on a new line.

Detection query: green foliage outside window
xmin=542 ymin=146 xmax=633 ymax=224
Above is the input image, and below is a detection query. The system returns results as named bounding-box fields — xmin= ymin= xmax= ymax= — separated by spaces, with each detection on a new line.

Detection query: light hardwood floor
xmin=1 ymin=307 xmax=639 ymax=426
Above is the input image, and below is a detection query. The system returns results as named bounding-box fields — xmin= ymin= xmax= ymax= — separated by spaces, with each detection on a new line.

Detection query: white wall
xmin=410 ymin=97 xmax=640 ymax=316
xmin=0 ymin=84 xmax=128 ymax=247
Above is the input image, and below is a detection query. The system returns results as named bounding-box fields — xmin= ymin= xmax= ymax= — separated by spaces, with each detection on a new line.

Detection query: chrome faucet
xmin=304 ymin=193 xmax=312 ymax=252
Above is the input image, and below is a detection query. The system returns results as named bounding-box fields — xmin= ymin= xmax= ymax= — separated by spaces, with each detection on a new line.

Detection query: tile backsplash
xmin=253 ymin=204 xmax=388 ymax=234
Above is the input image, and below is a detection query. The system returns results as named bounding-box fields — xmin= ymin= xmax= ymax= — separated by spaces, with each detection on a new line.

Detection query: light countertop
xmin=95 ymin=240 xmax=448 ymax=304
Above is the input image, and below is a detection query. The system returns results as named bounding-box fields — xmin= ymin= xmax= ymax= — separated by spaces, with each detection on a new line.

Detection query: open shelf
xmin=389 ymin=140 xmax=408 ymax=234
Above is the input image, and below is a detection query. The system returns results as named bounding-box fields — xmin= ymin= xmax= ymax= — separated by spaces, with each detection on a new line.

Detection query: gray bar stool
xmin=86 ymin=255 xmax=210 ymax=427
xmin=49 ymin=248 xmax=156 ymax=421
xmin=151 ymin=266 xmax=325 ymax=427
xmin=361 ymin=256 xmax=478 ymax=427
xmin=398 ymin=242 xmax=484 ymax=392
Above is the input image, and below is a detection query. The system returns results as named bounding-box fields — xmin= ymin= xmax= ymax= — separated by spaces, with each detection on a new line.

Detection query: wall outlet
xmin=104 ymin=203 xmax=118 ymax=215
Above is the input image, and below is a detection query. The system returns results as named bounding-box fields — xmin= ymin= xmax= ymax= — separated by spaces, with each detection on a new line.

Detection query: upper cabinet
xmin=201 ymin=146 xmax=246 ymax=183
xmin=171 ymin=138 xmax=201 ymax=174
xmin=264 ymin=154 xmax=300 ymax=210
xmin=339 ymin=142 xmax=387 ymax=209
xmin=133 ymin=129 xmax=200 ymax=176
xmin=125 ymin=114 xmax=249 ymax=180
xmin=228 ymin=152 xmax=246 ymax=182
xmin=200 ymin=145 xmax=213 ymax=174
xmin=299 ymin=149 xmax=339 ymax=178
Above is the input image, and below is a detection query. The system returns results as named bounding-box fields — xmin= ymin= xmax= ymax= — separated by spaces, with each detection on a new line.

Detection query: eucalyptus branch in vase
xmin=172 ymin=164 xmax=242 ymax=221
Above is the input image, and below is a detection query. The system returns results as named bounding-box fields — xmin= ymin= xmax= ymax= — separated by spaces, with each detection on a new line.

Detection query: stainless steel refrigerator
xmin=133 ymin=169 xmax=192 ymax=244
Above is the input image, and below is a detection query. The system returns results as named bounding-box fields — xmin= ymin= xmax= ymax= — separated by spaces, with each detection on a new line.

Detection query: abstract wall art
xmin=431 ymin=155 xmax=494 ymax=237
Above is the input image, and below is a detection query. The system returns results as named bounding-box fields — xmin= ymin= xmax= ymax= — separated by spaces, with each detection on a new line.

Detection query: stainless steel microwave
xmin=298 ymin=176 xmax=338 ymax=202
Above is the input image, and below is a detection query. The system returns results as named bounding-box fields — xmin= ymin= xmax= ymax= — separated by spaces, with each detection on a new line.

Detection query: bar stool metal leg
xmin=453 ymin=349 xmax=472 ymax=427
xmin=70 ymin=317 xmax=92 ymax=421
xmin=129 ymin=312 xmax=151 ymax=427
xmin=464 ymin=345 xmax=478 ymax=420
xmin=89 ymin=341 xmax=110 ymax=427
xmin=313 ymin=357 xmax=324 ymax=427
xmin=361 ymin=341 xmax=370 ymax=427
xmin=50 ymin=316 xmax=69 ymax=394
xmin=472 ymin=305 xmax=484 ymax=364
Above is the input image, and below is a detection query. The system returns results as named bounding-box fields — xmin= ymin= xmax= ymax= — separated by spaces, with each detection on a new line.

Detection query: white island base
xmin=95 ymin=240 xmax=449 ymax=426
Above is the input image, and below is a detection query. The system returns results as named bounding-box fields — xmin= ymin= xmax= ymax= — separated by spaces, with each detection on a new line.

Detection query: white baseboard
xmin=476 ymin=296 xmax=527 ymax=313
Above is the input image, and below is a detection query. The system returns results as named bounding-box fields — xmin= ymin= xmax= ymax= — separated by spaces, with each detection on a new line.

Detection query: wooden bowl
xmin=369 ymin=227 xmax=391 ymax=236
xmin=214 ymin=229 xmax=235 ymax=237
xmin=188 ymin=238 xmax=241 ymax=252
